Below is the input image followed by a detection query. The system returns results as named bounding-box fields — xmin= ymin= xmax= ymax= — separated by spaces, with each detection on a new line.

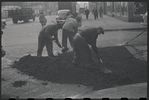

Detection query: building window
xmin=114 ymin=2 xmax=121 ymax=16
xmin=107 ymin=2 xmax=112 ymax=14
xmin=121 ymin=2 xmax=128 ymax=17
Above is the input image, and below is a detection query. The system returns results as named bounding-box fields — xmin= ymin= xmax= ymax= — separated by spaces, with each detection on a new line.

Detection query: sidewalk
xmin=76 ymin=82 xmax=147 ymax=98
xmin=80 ymin=14 xmax=147 ymax=31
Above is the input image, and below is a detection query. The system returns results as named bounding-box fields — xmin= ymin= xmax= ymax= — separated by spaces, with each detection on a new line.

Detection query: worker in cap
xmin=72 ymin=26 xmax=112 ymax=73
xmin=37 ymin=23 xmax=62 ymax=57
xmin=72 ymin=26 xmax=104 ymax=65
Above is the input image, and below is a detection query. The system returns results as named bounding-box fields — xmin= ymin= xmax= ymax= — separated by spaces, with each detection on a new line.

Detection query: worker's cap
xmin=97 ymin=26 xmax=104 ymax=34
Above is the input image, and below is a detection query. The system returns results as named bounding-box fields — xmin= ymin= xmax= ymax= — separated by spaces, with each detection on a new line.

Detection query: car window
xmin=58 ymin=11 xmax=70 ymax=17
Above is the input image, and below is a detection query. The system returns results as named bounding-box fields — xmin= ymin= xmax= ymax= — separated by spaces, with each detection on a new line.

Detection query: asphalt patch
xmin=12 ymin=80 xmax=27 ymax=88
xmin=11 ymin=46 xmax=147 ymax=90
xmin=1 ymin=94 xmax=11 ymax=99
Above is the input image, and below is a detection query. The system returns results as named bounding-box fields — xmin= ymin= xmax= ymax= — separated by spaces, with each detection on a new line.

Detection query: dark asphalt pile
xmin=11 ymin=46 xmax=147 ymax=90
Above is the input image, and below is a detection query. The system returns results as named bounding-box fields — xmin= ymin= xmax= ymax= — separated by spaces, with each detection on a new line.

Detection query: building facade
xmin=89 ymin=2 xmax=146 ymax=22
xmin=105 ymin=2 xmax=146 ymax=22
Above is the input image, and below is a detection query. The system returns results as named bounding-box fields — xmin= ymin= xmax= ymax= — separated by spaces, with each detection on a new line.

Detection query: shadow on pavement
xmin=11 ymin=46 xmax=147 ymax=90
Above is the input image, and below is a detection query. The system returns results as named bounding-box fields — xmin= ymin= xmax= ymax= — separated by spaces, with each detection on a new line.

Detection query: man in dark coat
xmin=93 ymin=7 xmax=98 ymax=20
xmin=37 ymin=23 xmax=62 ymax=57
xmin=99 ymin=6 xmax=103 ymax=18
xmin=72 ymin=26 xmax=112 ymax=73
xmin=85 ymin=8 xmax=89 ymax=19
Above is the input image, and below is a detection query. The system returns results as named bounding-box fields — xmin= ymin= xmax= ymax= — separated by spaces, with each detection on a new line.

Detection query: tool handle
xmin=100 ymin=58 xmax=103 ymax=64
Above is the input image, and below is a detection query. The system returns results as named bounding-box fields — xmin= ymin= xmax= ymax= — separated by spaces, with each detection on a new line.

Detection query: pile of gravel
xmin=11 ymin=46 xmax=147 ymax=90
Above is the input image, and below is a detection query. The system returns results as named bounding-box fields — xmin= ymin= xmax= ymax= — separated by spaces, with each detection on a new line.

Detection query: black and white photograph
xmin=1 ymin=1 xmax=147 ymax=99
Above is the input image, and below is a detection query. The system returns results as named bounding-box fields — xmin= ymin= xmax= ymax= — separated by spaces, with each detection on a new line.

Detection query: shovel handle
xmin=100 ymin=58 xmax=103 ymax=64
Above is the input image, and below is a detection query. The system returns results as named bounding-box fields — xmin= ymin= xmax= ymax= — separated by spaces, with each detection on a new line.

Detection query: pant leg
xmin=94 ymin=14 xmax=96 ymax=20
xmin=37 ymin=36 xmax=45 ymax=57
xmin=68 ymin=31 xmax=75 ymax=48
xmin=100 ymin=12 xmax=102 ymax=18
xmin=101 ymin=12 xmax=103 ymax=18
xmin=45 ymin=38 xmax=53 ymax=56
xmin=73 ymin=35 xmax=92 ymax=64
xmin=97 ymin=14 xmax=98 ymax=19
xmin=62 ymin=29 xmax=68 ymax=49
xmin=72 ymin=36 xmax=81 ymax=64
xmin=80 ymin=41 xmax=92 ymax=64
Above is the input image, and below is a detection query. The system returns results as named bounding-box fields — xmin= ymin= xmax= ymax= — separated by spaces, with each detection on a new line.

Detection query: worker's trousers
xmin=37 ymin=35 xmax=53 ymax=57
xmin=72 ymin=34 xmax=92 ymax=65
xmin=62 ymin=29 xmax=76 ymax=49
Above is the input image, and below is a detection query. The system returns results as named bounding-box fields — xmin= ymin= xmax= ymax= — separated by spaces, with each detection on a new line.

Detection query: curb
xmin=104 ymin=27 xmax=147 ymax=31
xmin=79 ymin=26 xmax=146 ymax=32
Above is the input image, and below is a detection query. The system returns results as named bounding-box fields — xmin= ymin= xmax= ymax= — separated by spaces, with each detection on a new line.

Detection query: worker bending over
xmin=37 ymin=23 xmax=62 ymax=57
xmin=72 ymin=26 xmax=112 ymax=73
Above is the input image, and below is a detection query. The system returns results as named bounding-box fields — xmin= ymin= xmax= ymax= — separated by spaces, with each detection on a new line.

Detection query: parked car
xmin=56 ymin=9 xmax=82 ymax=27
xmin=1 ymin=19 xmax=6 ymax=29
xmin=56 ymin=9 xmax=72 ymax=24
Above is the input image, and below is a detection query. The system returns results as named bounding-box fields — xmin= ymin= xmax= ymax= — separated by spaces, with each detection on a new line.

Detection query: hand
xmin=96 ymin=54 xmax=103 ymax=63
xmin=56 ymin=43 xmax=62 ymax=48
xmin=51 ymin=38 xmax=56 ymax=41
xmin=58 ymin=44 xmax=62 ymax=48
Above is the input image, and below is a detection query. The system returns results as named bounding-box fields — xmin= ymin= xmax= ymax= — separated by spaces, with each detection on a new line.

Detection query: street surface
xmin=1 ymin=15 xmax=147 ymax=98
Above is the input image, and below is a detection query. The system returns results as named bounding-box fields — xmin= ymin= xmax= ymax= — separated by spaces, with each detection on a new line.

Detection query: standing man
xmin=39 ymin=12 xmax=47 ymax=29
xmin=99 ymin=6 xmax=103 ymax=18
xmin=72 ymin=26 xmax=112 ymax=73
xmin=37 ymin=23 xmax=62 ymax=57
xmin=85 ymin=8 xmax=89 ymax=20
xmin=93 ymin=7 xmax=98 ymax=20
xmin=61 ymin=17 xmax=81 ymax=53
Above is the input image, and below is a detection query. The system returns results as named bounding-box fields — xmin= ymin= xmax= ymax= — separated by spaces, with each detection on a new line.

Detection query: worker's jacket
xmin=62 ymin=18 xmax=79 ymax=33
xmin=78 ymin=28 xmax=99 ymax=54
xmin=38 ymin=24 xmax=58 ymax=41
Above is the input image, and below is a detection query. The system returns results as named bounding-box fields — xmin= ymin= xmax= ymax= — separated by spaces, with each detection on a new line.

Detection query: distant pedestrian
xmin=61 ymin=17 xmax=81 ymax=53
xmin=39 ymin=12 xmax=47 ymax=29
xmin=93 ymin=7 xmax=98 ymax=20
xmin=37 ymin=23 xmax=62 ymax=57
xmin=85 ymin=8 xmax=89 ymax=20
xmin=99 ymin=6 xmax=103 ymax=18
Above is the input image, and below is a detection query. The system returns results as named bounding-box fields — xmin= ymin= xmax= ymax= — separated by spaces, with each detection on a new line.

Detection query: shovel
xmin=51 ymin=21 xmax=56 ymax=24
xmin=98 ymin=58 xmax=113 ymax=74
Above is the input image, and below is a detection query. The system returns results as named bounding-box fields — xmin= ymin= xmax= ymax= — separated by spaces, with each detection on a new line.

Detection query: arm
xmin=73 ymin=21 xmax=79 ymax=33
xmin=44 ymin=27 xmax=53 ymax=41
xmin=91 ymin=34 xmax=101 ymax=59
xmin=53 ymin=31 xmax=62 ymax=48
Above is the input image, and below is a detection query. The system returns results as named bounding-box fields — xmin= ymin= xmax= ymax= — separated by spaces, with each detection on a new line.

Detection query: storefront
xmin=105 ymin=2 xmax=145 ymax=22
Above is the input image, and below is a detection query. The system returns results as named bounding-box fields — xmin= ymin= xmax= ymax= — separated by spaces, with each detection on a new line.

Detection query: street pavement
xmin=80 ymin=14 xmax=147 ymax=31
xmin=1 ymin=14 xmax=147 ymax=98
